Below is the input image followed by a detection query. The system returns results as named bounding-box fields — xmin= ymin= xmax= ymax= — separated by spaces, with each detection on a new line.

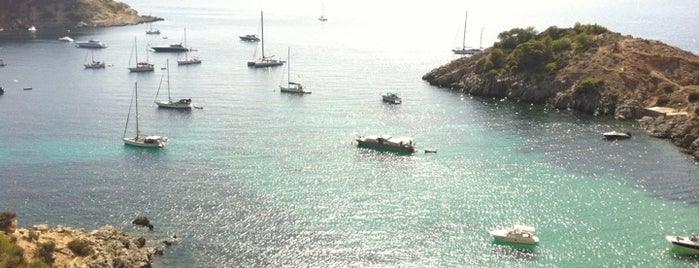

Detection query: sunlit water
xmin=1 ymin=0 xmax=698 ymax=267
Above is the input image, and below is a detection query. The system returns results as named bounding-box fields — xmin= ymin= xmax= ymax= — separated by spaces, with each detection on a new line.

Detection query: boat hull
xmin=155 ymin=100 xmax=193 ymax=109
xmin=248 ymin=59 xmax=285 ymax=68
xmin=151 ymin=46 xmax=189 ymax=52
xmin=177 ymin=59 xmax=201 ymax=65
xmin=280 ymin=85 xmax=310 ymax=94
xmin=666 ymin=236 xmax=699 ymax=254
xmin=489 ymin=229 xmax=539 ymax=245
xmin=356 ymin=137 xmax=416 ymax=153
xmin=123 ymin=137 xmax=166 ymax=148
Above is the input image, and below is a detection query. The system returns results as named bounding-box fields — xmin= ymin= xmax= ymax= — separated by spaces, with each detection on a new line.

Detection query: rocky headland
xmin=423 ymin=23 xmax=699 ymax=160
xmin=1 ymin=212 xmax=170 ymax=267
xmin=0 ymin=0 xmax=161 ymax=30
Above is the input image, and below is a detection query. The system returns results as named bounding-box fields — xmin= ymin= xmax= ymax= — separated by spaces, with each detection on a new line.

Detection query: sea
xmin=1 ymin=0 xmax=699 ymax=267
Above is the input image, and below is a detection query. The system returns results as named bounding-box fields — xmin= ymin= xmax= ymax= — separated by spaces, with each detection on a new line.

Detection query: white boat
xmin=58 ymin=36 xmax=74 ymax=42
xmin=279 ymin=47 xmax=310 ymax=94
xmin=155 ymin=60 xmax=193 ymax=109
xmin=382 ymin=92 xmax=402 ymax=104
xmin=666 ymin=235 xmax=699 ymax=254
xmin=145 ymin=22 xmax=160 ymax=35
xmin=356 ymin=134 xmax=416 ymax=153
xmin=318 ymin=0 xmax=328 ymax=21
xmin=28 ymin=26 xmax=37 ymax=32
xmin=123 ymin=82 xmax=167 ymax=148
xmin=489 ymin=225 xmax=539 ymax=245
xmin=247 ymin=11 xmax=285 ymax=68
xmin=603 ymin=131 xmax=631 ymax=140
xmin=452 ymin=11 xmax=482 ymax=55
xmin=128 ymin=37 xmax=154 ymax=72
xmin=84 ymin=51 xmax=105 ymax=69
xmin=75 ymin=39 xmax=107 ymax=48
xmin=177 ymin=29 xmax=201 ymax=65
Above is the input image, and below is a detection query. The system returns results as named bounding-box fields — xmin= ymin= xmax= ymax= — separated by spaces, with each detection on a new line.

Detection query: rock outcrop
xmin=0 ymin=0 xmax=162 ymax=30
xmin=423 ymin=24 xmax=699 ymax=160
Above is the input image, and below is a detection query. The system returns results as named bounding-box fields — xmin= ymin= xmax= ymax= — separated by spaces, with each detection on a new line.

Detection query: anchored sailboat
xmin=155 ymin=59 xmax=193 ymax=109
xmin=177 ymin=28 xmax=201 ymax=65
xmin=452 ymin=11 xmax=483 ymax=55
xmin=247 ymin=11 xmax=285 ymax=68
xmin=279 ymin=47 xmax=310 ymax=94
xmin=128 ymin=37 xmax=154 ymax=72
xmin=123 ymin=82 xmax=168 ymax=148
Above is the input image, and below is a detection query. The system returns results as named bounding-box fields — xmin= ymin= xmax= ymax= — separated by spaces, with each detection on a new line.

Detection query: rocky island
xmin=423 ymin=23 xmax=699 ymax=160
xmin=0 ymin=0 xmax=161 ymax=30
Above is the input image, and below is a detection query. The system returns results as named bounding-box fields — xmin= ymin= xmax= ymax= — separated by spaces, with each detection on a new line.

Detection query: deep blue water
xmin=1 ymin=0 xmax=699 ymax=266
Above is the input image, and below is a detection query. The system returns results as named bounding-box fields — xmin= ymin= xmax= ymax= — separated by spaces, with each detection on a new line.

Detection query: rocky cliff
xmin=423 ymin=24 xmax=699 ymax=160
xmin=0 ymin=0 xmax=161 ymax=30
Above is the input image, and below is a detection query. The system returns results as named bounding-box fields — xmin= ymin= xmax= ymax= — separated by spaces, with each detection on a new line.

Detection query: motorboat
xmin=382 ymin=92 xmax=402 ymax=104
xmin=239 ymin=34 xmax=260 ymax=42
xmin=666 ymin=235 xmax=699 ymax=254
xmin=603 ymin=131 xmax=631 ymax=140
xmin=58 ymin=36 xmax=74 ymax=42
xmin=151 ymin=43 xmax=189 ymax=52
xmin=75 ymin=39 xmax=107 ymax=48
xmin=356 ymin=134 xmax=416 ymax=153
xmin=489 ymin=225 xmax=539 ymax=245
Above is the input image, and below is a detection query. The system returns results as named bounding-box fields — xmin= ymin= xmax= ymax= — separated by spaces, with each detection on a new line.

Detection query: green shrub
xmin=545 ymin=62 xmax=558 ymax=74
xmin=552 ymin=37 xmax=572 ymax=51
xmin=38 ymin=241 xmax=55 ymax=265
xmin=67 ymin=239 xmax=93 ymax=257
xmin=510 ymin=39 xmax=551 ymax=72
xmin=0 ymin=232 xmax=24 ymax=267
xmin=574 ymin=33 xmax=595 ymax=52
xmin=0 ymin=212 xmax=16 ymax=234
xmin=576 ymin=77 xmax=602 ymax=93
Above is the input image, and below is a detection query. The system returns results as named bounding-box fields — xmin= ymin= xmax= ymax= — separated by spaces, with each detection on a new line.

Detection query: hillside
xmin=423 ymin=24 xmax=699 ymax=160
xmin=0 ymin=0 xmax=161 ymax=30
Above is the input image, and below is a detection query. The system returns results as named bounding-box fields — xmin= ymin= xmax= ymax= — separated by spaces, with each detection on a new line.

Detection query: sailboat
xmin=177 ymin=29 xmax=201 ymax=65
xmin=452 ymin=11 xmax=483 ymax=55
xmin=155 ymin=59 xmax=193 ymax=109
xmin=318 ymin=1 xmax=328 ymax=21
xmin=128 ymin=37 xmax=154 ymax=72
xmin=247 ymin=11 xmax=285 ymax=68
xmin=145 ymin=22 xmax=160 ymax=35
xmin=123 ymin=82 xmax=168 ymax=148
xmin=84 ymin=51 xmax=105 ymax=69
xmin=279 ymin=47 xmax=310 ymax=94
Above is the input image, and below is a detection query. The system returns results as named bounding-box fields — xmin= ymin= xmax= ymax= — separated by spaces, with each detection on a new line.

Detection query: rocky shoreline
xmin=0 ymin=0 xmax=162 ymax=30
xmin=423 ymin=24 xmax=699 ymax=160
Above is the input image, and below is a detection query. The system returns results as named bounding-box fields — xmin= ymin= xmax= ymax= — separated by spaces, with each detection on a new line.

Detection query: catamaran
xmin=247 ymin=11 xmax=285 ymax=68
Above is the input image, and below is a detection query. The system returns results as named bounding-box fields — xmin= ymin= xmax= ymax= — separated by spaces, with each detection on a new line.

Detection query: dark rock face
xmin=132 ymin=217 xmax=154 ymax=231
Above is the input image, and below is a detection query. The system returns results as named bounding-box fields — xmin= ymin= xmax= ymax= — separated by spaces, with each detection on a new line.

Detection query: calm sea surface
xmin=1 ymin=0 xmax=699 ymax=267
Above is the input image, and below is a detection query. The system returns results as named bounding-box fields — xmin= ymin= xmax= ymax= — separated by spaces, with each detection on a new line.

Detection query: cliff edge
xmin=0 ymin=0 xmax=161 ymax=30
xmin=423 ymin=24 xmax=699 ymax=160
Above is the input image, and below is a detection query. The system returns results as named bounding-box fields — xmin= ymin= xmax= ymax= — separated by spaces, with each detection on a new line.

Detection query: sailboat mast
xmin=261 ymin=11 xmax=265 ymax=59
xmin=462 ymin=11 xmax=468 ymax=50
xmin=287 ymin=47 xmax=291 ymax=86
xmin=135 ymin=82 xmax=140 ymax=139
xmin=134 ymin=37 xmax=138 ymax=64
xmin=166 ymin=59 xmax=171 ymax=100
xmin=479 ymin=27 xmax=484 ymax=49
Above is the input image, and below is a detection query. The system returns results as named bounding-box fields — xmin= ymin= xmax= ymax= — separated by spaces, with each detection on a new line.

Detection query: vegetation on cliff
xmin=423 ymin=23 xmax=699 ymax=159
xmin=0 ymin=0 xmax=161 ymax=30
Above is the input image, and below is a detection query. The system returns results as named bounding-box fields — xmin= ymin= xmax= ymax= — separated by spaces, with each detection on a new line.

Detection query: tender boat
xmin=239 ymin=34 xmax=260 ymax=42
xmin=356 ymin=134 xmax=416 ymax=153
xmin=666 ymin=235 xmax=699 ymax=254
xmin=75 ymin=39 xmax=107 ymax=48
xmin=489 ymin=225 xmax=539 ymax=245
xmin=603 ymin=131 xmax=631 ymax=140
xmin=58 ymin=36 xmax=74 ymax=42
xmin=382 ymin=92 xmax=402 ymax=104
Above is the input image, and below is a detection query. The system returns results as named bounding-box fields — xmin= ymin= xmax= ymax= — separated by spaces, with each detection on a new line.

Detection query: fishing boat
xmin=247 ymin=11 xmax=285 ymax=68
xmin=75 ymin=39 xmax=107 ymax=48
xmin=177 ymin=29 xmax=202 ymax=65
xmin=452 ymin=11 xmax=482 ymax=55
xmin=123 ymin=82 xmax=168 ymax=148
xmin=356 ymin=134 xmax=416 ymax=153
xmin=489 ymin=225 xmax=539 ymax=245
xmin=128 ymin=37 xmax=154 ymax=72
xmin=279 ymin=47 xmax=310 ymax=94
xmin=84 ymin=51 xmax=105 ymax=69
xmin=382 ymin=92 xmax=402 ymax=104
xmin=155 ymin=59 xmax=193 ymax=109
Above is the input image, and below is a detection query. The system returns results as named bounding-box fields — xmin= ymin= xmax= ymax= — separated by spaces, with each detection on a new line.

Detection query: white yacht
xmin=382 ymin=92 xmax=402 ymax=104
xmin=489 ymin=225 xmax=539 ymax=245
xmin=75 ymin=39 xmax=107 ymax=48
xmin=356 ymin=135 xmax=416 ymax=153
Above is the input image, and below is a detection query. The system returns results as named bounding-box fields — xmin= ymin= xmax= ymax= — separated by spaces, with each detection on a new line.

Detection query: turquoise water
xmin=1 ymin=0 xmax=699 ymax=266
